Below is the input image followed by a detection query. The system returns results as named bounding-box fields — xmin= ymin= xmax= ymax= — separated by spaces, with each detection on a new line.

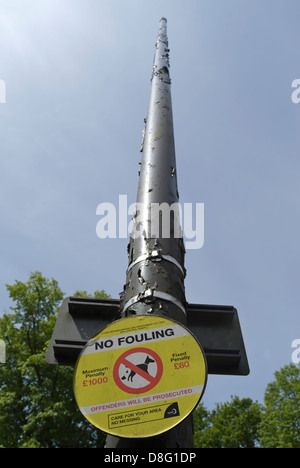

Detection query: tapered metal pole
xmin=105 ymin=18 xmax=194 ymax=448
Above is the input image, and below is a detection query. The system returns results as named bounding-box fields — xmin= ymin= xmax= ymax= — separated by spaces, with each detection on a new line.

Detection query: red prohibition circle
xmin=113 ymin=347 xmax=163 ymax=395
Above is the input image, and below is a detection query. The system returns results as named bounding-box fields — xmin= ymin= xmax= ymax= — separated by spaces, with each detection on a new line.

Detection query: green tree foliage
xmin=258 ymin=363 xmax=300 ymax=448
xmin=0 ymin=272 xmax=108 ymax=448
xmin=193 ymin=396 xmax=262 ymax=448
xmin=72 ymin=289 xmax=111 ymax=299
xmin=194 ymin=364 xmax=300 ymax=448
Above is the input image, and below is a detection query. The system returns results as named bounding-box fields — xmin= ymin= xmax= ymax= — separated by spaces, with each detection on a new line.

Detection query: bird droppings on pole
xmin=120 ymin=17 xmax=187 ymax=325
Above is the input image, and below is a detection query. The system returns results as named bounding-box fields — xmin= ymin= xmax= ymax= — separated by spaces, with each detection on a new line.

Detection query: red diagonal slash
xmin=121 ymin=357 xmax=156 ymax=384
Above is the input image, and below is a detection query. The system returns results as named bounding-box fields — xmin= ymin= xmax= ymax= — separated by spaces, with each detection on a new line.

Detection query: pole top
xmin=160 ymin=17 xmax=167 ymax=23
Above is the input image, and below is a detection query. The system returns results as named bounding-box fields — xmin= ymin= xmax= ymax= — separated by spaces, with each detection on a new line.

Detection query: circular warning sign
xmin=73 ymin=315 xmax=207 ymax=438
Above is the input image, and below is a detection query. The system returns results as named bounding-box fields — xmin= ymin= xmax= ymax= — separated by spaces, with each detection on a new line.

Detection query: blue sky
xmin=0 ymin=0 xmax=300 ymax=411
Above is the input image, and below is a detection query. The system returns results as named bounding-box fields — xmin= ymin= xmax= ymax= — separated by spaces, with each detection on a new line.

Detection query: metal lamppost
xmin=46 ymin=18 xmax=249 ymax=450
xmin=105 ymin=17 xmax=192 ymax=448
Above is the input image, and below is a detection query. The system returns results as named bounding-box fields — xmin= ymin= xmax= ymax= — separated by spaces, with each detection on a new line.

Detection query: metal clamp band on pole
xmin=127 ymin=252 xmax=185 ymax=277
xmin=122 ymin=289 xmax=186 ymax=316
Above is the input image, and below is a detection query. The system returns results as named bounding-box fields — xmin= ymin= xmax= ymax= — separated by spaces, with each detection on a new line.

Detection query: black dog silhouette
xmin=122 ymin=355 xmax=155 ymax=382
